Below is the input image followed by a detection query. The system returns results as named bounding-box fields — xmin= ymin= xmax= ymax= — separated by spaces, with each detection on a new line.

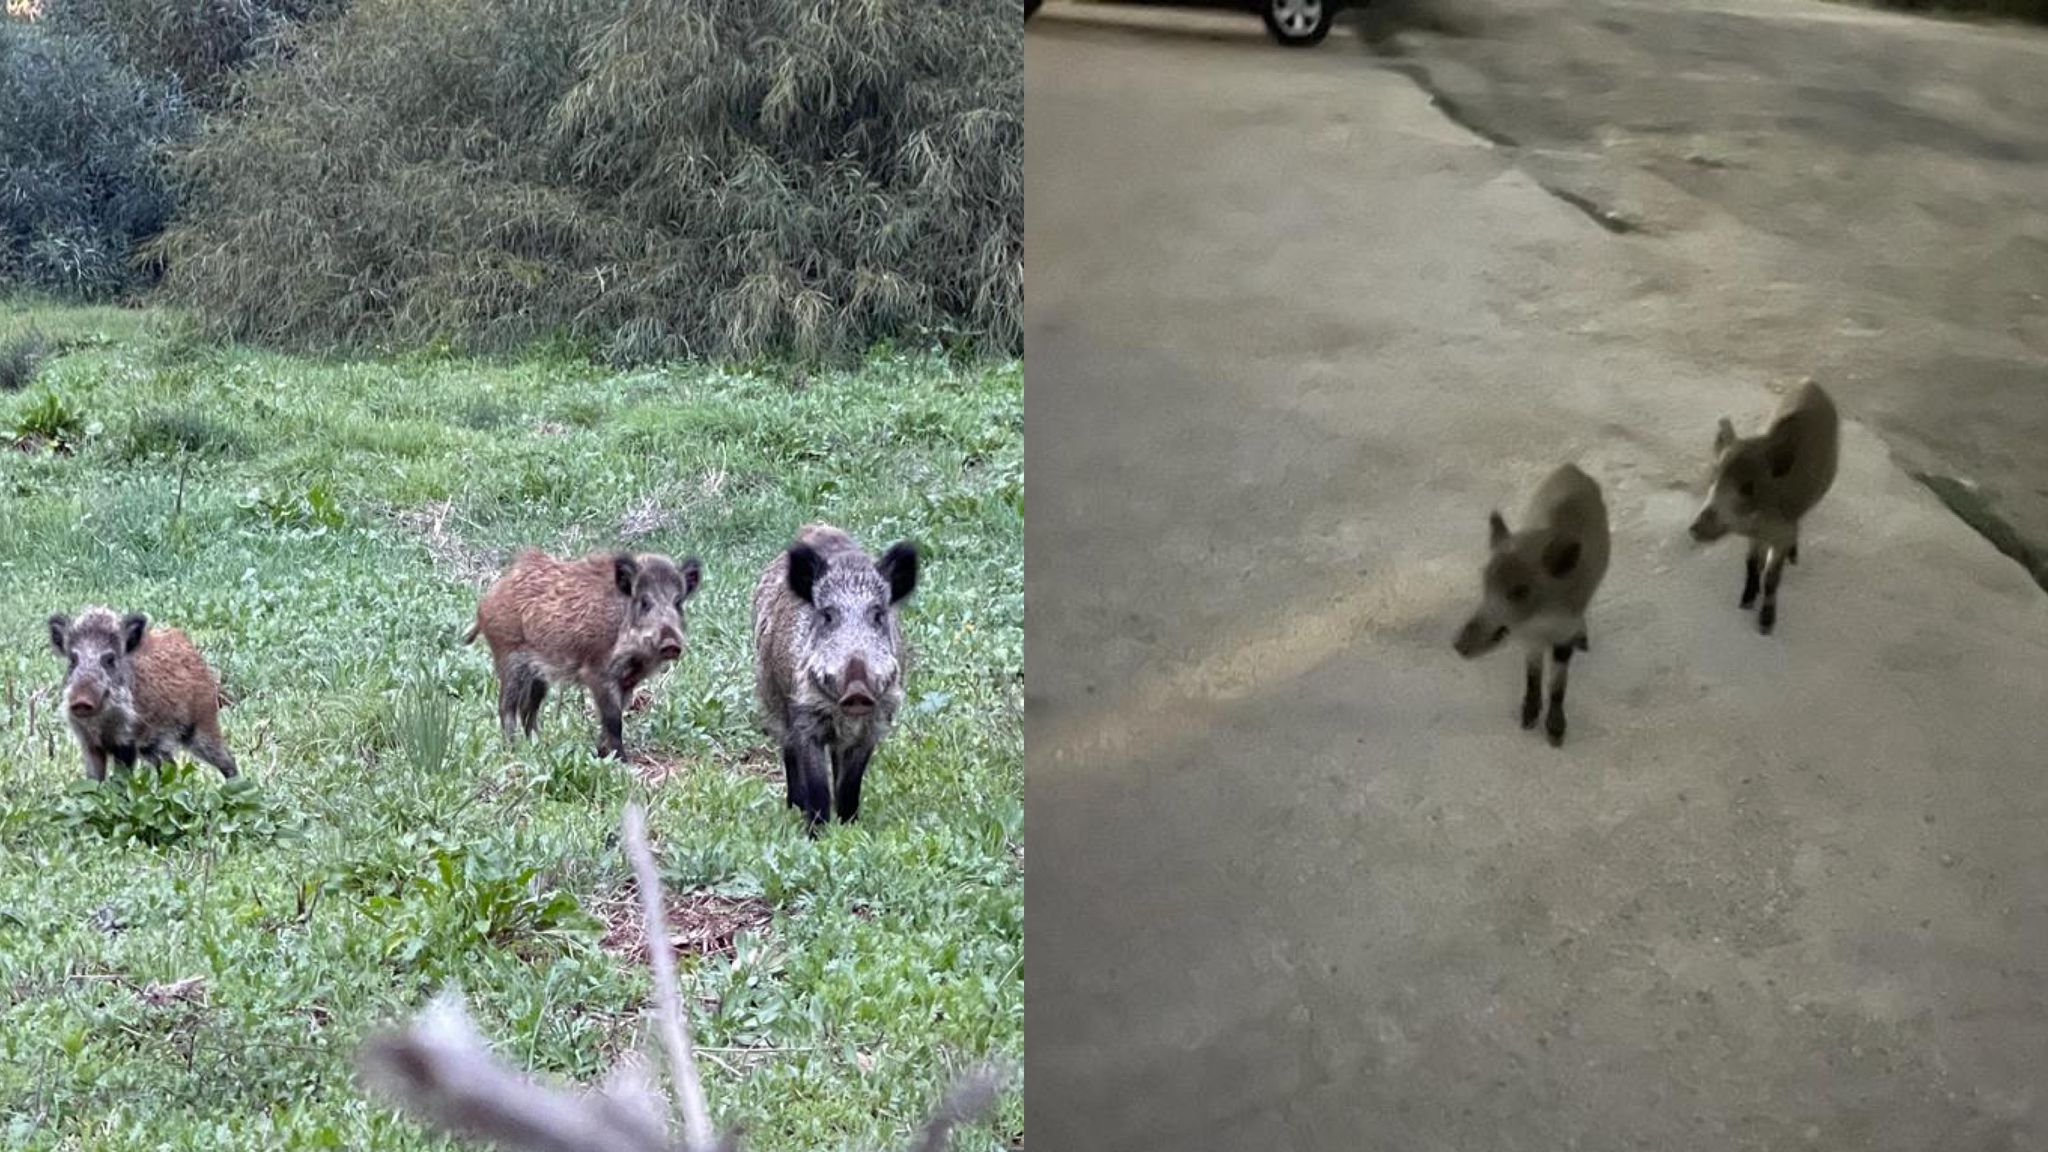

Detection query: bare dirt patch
xmin=597 ymin=886 xmax=773 ymax=961
xmin=625 ymin=748 xmax=693 ymax=786
xmin=389 ymin=500 xmax=505 ymax=587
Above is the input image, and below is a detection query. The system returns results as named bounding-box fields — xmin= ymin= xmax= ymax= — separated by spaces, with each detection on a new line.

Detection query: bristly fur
xmin=48 ymin=606 xmax=237 ymax=781
xmin=752 ymin=523 xmax=920 ymax=831
xmin=470 ymin=548 xmax=702 ymax=757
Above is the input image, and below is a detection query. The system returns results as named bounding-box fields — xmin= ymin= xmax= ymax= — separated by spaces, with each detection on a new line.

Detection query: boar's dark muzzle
xmin=837 ymin=655 xmax=878 ymax=715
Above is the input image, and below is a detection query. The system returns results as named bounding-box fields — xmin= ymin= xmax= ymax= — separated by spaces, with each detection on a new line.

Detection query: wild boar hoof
xmin=1545 ymin=713 xmax=1566 ymax=747
xmin=1520 ymin=698 xmax=1541 ymax=730
xmin=1757 ymin=606 xmax=1777 ymax=635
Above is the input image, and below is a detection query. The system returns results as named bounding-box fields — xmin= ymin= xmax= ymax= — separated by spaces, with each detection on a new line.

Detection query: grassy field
xmin=0 ymin=303 xmax=1023 ymax=1150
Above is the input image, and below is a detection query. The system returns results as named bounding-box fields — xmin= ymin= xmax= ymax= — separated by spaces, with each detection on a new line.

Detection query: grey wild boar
xmin=753 ymin=524 xmax=919 ymax=831
xmin=464 ymin=549 xmax=702 ymax=758
xmin=47 ymin=607 xmax=238 ymax=780
xmin=1453 ymin=464 xmax=1612 ymax=747
xmin=1688 ymin=379 xmax=1839 ymax=635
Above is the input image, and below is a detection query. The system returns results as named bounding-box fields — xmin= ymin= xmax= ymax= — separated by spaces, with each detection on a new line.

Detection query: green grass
xmin=0 ymin=302 xmax=1023 ymax=1150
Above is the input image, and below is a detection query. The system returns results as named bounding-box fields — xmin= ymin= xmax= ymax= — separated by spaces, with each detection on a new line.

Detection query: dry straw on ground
xmin=357 ymin=803 xmax=1010 ymax=1152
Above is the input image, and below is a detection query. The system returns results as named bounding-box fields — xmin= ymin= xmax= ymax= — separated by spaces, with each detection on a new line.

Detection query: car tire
xmin=1262 ymin=0 xmax=1335 ymax=45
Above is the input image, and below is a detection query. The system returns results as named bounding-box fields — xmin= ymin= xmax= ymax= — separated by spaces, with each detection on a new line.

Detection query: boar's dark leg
xmin=783 ymin=736 xmax=832 ymax=834
xmin=110 ymin=741 xmax=139 ymax=772
xmin=833 ymin=734 xmax=878 ymax=824
xmin=591 ymin=678 xmax=626 ymax=758
xmin=80 ymin=741 xmax=107 ymax=782
xmin=1544 ymin=644 xmax=1573 ymax=748
xmin=518 ymin=678 xmax=548 ymax=737
xmin=1521 ymin=649 xmax=1543 ymax=730
xmin=780 ymin=745 xmax=804 ymax=809
xmin=1741 ymin=540 xmax=1763 ymax=610
xmin=496 ymin=662 xmax=531 ymax=743
xmin=1758 ymin=548 xmax=1787 ymax=636
xmin=189 ymin=725 xmax=238 ymax=779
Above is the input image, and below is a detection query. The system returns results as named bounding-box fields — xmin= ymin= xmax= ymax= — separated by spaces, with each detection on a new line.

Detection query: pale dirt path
xmin=1026 ymin=13 xmax=2048 ymax=1150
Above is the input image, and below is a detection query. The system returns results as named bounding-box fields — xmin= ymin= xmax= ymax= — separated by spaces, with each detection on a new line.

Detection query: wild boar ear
xmin=786 ymin=543 xmax=826 ymax=605
xmin=678 ymin=556 xmax=703 ymax=599
xmin=47 ymin=614 xmax=71 ymax=656
xmin=1713 ymin=417 xmax=1736 ymax=456
xmin=612 ymin=553 xmax=640 ymax=596
xmin=120 ymin=613 xmax=148 ymax=653
xmin=878 ymin=541 xmax=919 ymax=604
xmin=1542 ymin=537 xmax=1582 ymax=579
xmin=1487 ymin=512 xmax=1509 ymax=549
xmin=1764 ymin=425 xmax=1799 ymax=478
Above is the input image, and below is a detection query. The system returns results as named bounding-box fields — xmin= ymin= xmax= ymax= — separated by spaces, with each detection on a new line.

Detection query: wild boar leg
xmin=1758 ymin=548 xmax=1787 ymax=636
xmin=496 ymin=660 xmax=531 ymax=743
xmin=1544 ymin=644 xmax=1573 ymax=748
xmin=1521 ymin=650 xmax=1544 ymax=730
xmin=591 ymin=677 xmax=626 ymax=759
xmin=189 ymin=723 xmax=238 ymax=779
xmin=833 ymin=734 xmax=879 ymax=824
xmin=784 ymin=735 xmax=833 ymax=832
xmin=1741 ymin=539 xmax=1764 ymax=610
xmin=518 ymin=678 xmax=548 ymax=737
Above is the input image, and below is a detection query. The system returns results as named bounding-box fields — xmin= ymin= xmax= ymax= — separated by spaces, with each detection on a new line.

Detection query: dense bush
xmin=0 ymin=18 xmax=193 ymax=299
xmin=44 ymin=0 xmax=346 ymax=107
xmin=152 ymin=0 xmax=1022 ymax=362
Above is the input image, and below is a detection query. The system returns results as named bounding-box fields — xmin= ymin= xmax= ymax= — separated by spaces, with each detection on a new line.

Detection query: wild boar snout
xmin=837 ymin=654 xmax=878 ymax=715
xmin=1453 ymin=615 xmax=1508 ymax=659
xmin=1689 ymin=506 xmax=1726 ymax=543
xmin=67 ymin=683 xmax=103 ymax=716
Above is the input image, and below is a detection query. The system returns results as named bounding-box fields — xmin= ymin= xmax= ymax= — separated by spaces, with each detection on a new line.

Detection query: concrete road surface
xmin=1025 ymin=11 xmax=2048 ymax=1152
xmin=1354 ymin=0 xmax=2048 ymax=588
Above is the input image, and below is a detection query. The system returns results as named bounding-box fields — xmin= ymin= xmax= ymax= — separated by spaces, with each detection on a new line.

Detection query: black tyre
xmin=1262 ymin=0 xmax=1335 ymax=45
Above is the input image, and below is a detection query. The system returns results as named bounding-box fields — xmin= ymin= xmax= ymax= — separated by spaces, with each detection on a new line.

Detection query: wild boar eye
xmin=869 ymin=606 xmax=886 ymax=627
xmin=820 ymin=606 xmax=840 ymax=627
xmin=99 ymin=653 xmax=116 ymax=669
xmin=640 ymin=595 xmax=652 ymax=612
xmin=673 ymin=597 xmax=685 ymax=610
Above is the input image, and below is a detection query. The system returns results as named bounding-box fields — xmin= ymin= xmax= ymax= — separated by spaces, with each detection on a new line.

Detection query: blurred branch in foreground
xmin=357 ymin=803 xmax=1012 ymax=1152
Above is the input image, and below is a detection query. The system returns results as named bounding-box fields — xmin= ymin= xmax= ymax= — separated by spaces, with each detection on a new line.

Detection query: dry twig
xmin=355 ymin=803 xmax=1012 ymax=1151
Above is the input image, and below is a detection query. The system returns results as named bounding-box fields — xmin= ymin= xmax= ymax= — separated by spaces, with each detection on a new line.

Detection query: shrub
xmin=12 ymin=389 xmax=87 ymax=452
xmin=152 ymin=0 xmax=1022 ymax=362
xmin=54 ymin=760 xmax=293 ymax=849
xmin=0 ymin=327 xmax=47 ymax=392
xmin=358 ymin=840 xmax=602 ymax=977
xmin=118 ymin=404 xmax=250 ymax=460
xmin=0 ymin=19 xmax=194 ymax=299
xmin=44 ymin=0 xmax=346 ymax=107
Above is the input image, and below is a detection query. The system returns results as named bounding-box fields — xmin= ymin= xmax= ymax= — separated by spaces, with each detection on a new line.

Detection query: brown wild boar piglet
xmin=1454 ymin=463 xmax=1611 ymax=748
xmin=1689 ymin=379 xmax=1839 ymax=636
xmin=47 ymin=607 xmax=237 ymax=781
xmin=464 ymin=548 xmax=702 ymax=758
xmin=753 ymin=524 xmax=919 ymax=831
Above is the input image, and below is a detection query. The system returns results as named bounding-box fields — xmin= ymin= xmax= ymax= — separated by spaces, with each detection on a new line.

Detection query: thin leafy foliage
xmin=153 ymin=0 xmax=1022 ymax=361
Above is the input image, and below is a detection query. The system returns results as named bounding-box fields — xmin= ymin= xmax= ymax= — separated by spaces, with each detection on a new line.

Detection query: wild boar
xmin=1689 ymin=379 xmax=1839 ymax=635
xmin=47 ymin=607 xmax=237 ymax=780
xmin=752 ymin=524 xmax=919 ymax=831
xmin=464 ymin=548 xmax=702 ymax=758
xmin=1453 ymin=463 xmax=1611 ymax=747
